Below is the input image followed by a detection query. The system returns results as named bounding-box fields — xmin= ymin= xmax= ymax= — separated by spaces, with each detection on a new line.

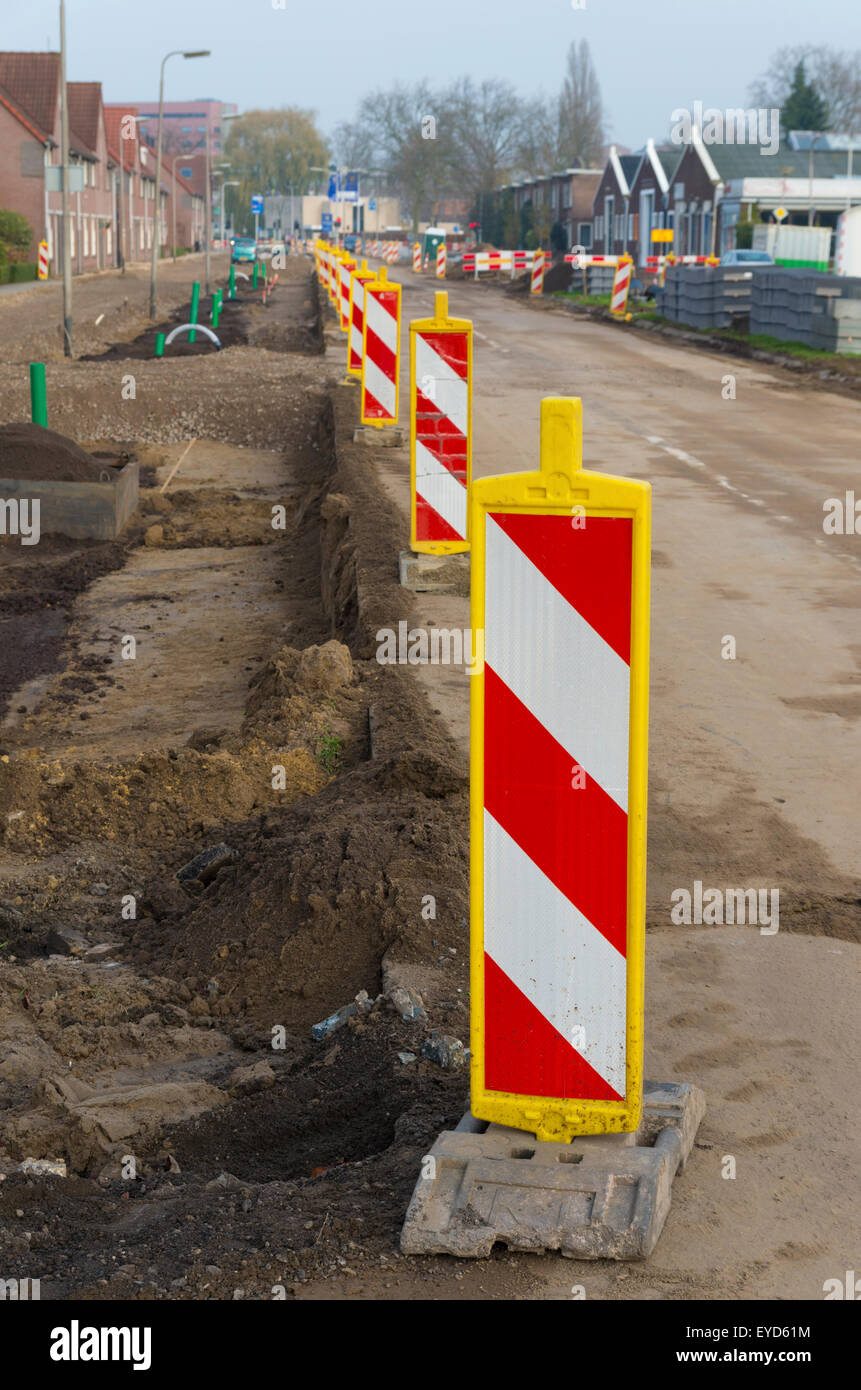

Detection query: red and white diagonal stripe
xmin=339 ymin=258 xmax=355 ymax=330
xmin=482 ymin=510 xmax=633 ymax=1102
xmin=362 ymin=285 xmax=399 ymax=422
xmin=611 ymin=260 xmax=632 ymax=314
xmin=349 ymin=272 xmax=371 ymax=373
xmin=414 ymin=331 xmax=468 ymax=542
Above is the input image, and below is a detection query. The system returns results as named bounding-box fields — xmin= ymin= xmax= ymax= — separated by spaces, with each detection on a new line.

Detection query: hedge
xmin=0 ymin=262 xmax=38 ymax=284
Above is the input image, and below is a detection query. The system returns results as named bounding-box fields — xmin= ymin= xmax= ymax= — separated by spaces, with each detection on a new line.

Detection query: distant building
xmin=501 ymin=168 xmax=602 ymax=250
xmin=128 ymin=98 xmax=237 ymax=156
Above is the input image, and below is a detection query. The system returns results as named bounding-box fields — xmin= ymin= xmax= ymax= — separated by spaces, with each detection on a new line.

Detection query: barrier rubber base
xmin=400 ymin=1080 xmax=705 ymax=1260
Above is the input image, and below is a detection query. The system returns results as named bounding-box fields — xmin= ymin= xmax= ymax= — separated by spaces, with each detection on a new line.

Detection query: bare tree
xmin=749 ymin=45 xmax=861 ymax=134
xmin=556 ymin=40 xmax=605 ymax=168
xmin=443 ymin=77 xmax=526 ymax=201
xmin=515 ymin=95 xmax=561 ymax=178
xmin=352 ymin=82 xmax=454 ymax=230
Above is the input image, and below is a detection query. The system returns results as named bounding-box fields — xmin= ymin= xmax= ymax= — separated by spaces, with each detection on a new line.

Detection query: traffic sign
xmin=321 ymin=212 xmax=333 ymax=236
xmin=651 ymin=228 xmax=674 ymax=243
xmin=369 ymin=199 xmax=377 ymax=211
xmin=251 ymin=195 xmax=264 ymax=214
xmin=774 ymin=206 xmax=788 ymax=222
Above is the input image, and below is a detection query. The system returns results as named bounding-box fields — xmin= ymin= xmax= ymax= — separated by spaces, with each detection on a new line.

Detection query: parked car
xmin=231 ymin=237 xmax=257 ymax=264
xmin=720 ymin=250 xmax=774 ymax=266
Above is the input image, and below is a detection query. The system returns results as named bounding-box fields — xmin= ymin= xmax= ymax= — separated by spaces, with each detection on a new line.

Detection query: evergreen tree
xmin=781 ymin=61 xmax=829 ymax=132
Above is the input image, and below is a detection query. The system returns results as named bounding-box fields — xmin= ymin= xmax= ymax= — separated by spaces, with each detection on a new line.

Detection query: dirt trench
xmin=0 ymin=264 xmax=470 ymax=1300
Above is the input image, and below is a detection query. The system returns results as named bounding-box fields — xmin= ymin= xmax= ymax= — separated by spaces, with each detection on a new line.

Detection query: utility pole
xmin=59 ymin=0 xmax=73 ymax=357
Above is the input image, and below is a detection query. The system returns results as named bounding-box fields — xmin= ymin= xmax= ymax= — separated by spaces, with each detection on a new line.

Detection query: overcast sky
xmin=5 ymin=0 xmax=853 ymax=150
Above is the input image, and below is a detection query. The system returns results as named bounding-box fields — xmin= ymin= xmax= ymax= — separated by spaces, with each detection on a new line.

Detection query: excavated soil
xmin=0 ymin=267 xmax=471 ymax=1298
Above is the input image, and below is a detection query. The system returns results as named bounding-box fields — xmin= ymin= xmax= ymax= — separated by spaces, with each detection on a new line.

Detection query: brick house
xmin=498 ymin=166 xmax=602 ymax=250
xmin=590 ymin=147 xmax=642 ymax=255
xmin=627 ymin=139 xmax=682 ymax=266
xmin=105 ymin=104 xmax=159 ymax=263
xmin=668 ymin=134 xmax=861 ymax=257
xmin=0 ymin=52 xmax=120 ymax=273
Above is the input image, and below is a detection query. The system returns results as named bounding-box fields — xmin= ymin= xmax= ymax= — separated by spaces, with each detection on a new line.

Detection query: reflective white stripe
xmin=414 ymin=439 xmax=467 ymax=538
xmin=484 ymin=811 xmax=626 ymax=1095
xmin=363 ymin=358 xmax=396 ymax=418
xmin=365 ymin=293 xmax=398 ymax=353
xmin=350 ymin=282 xmax=365 ymax=362
xmin=414 ymin=336 xmax=467 ymax=436
xmin=484 ymin=515 xmax=630 ymax=811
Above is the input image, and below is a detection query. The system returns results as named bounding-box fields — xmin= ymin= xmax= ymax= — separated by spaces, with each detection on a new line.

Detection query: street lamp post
xmin=149 ymin=47 xmax=209 ymax=320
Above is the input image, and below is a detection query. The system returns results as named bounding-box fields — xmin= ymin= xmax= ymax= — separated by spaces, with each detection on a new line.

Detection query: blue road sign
xmin=344 ymin=171 xmax=359 ymax=203
xmin=321 ymin=212 xmax=333 ymax=235
xmin=327 ymin=174 xmax=339 ymax=200
xmin=251 ymin=195 xmax=264 ymax=214
xmin=369 ymin=199 xmax=377 ymax=211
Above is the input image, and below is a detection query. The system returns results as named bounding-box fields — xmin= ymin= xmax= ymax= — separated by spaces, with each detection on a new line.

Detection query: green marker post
xmin=29 ymin=362 xmax=48 ymax=427
xmin=229 ymin=264 xmax=236 ymax=300
xmin=252 ymin=261 xmax=258 ymax=289
xmin=189 ymin=281 xmax=200 ymax=344
xmin=154 ymin=333 xmax=166 ymax=358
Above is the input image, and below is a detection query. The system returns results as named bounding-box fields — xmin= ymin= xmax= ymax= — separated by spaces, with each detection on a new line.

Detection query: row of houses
xmin=0 ymin=52 xmax=207 ymax=275
xmin=499 ymin=133 xmax=861 ymax=266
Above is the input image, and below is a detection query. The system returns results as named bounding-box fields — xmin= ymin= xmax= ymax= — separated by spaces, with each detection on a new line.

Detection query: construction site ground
xmin=0 ymin=252 xmax=858 ymax=1302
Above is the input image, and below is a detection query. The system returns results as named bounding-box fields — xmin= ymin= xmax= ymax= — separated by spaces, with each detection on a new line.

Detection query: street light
xmin=216 ymin=174 xmax=239 ymax=245
xmin=149 ymin=47 xmax=210 ymax=320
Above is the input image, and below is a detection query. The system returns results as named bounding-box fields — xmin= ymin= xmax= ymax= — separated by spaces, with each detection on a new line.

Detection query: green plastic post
xmin=212 ymin=305 xmax=220 ymax=330
xmin=29 ymin=362 xmax=47 ymax=427
xmin=252 ymin=261 xmax=258 ymax=288
xmin=154 ymin=332 xmax=166 ymax=358
xmin=229 ymin=264 xmax=236 ymax=299
xmin=189 ymin=281 xmax=200 ymax=344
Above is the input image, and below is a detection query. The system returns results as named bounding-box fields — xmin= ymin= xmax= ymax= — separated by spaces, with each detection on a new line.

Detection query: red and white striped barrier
xmin=338 ymin=255 xmax=356 ymax=331
xmin=348 ymin=260 xmax=375 ymax=378
xmin=530 ymin=250 xmax=546 ymax=296
xmin=435 ymin=241 xmax=446 ymax=278
xmin=361 ymin=265 xmax=401 ymax=427
xmin=410 ymin=290 xmax=471 ymax=553
xmin=610 ymin=256 xmax=633 ymax=315
xmin=564 ymin=253 xmax=621 ymax=266
xmin=462 ymin=249 xmax=548 ymax=279
xmin=413 ymin=242 xmax=422 ymax=273
xmin=383 ymin=241 xmax=399 ymax=264
xmin=37 ymin=240 xmax=49 ymax=280
xmin=469 ymin=396 xmax=651 ymax=1141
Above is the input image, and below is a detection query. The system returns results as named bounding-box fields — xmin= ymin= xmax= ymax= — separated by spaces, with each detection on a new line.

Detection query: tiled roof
xmin=694 ymin=141 xmax=853 ymax=182
xmin=67 ymin=81 xmax=102 ymax=156
xmin=0 ymin=51 xmax=59 ymax=137
xmin=618 ymin=153 xmax=642 ymax=184
xmin=104 ymin=104 xmax=140 ymax=170
xmin=0 ymin=81 xmax=48 ymax=142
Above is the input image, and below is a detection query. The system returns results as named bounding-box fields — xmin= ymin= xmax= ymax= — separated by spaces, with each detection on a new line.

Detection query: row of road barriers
xmin=657 ymin=264 xmax=861 ymax=353
xmin=309 ymin=233 xmax=706 ymax=1260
